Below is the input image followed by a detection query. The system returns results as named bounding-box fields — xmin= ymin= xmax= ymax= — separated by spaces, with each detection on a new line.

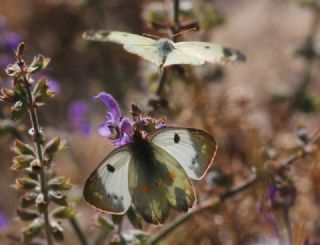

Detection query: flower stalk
xmin=15 ymin=42 xmax=53 ymax=245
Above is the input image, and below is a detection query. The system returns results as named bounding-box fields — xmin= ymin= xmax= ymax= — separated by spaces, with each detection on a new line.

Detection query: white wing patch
xmin=163 ymin=48 xmax=205 ymax=67
xmin=83 ymin=146 xmax=132 ymax=214
xmin=150 ymin=128 xmax=217 ymax=180
xmin=175 ymin=42 xmax=246 ymax=64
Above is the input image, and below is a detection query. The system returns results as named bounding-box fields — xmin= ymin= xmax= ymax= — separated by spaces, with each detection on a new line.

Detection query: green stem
xmin=156 ymin=69 xmax=166 ymax=96
xmin=18 ymin=58 xmax=53 ymax=245
xmin=70 ymin=217 xmax=88 ymax=245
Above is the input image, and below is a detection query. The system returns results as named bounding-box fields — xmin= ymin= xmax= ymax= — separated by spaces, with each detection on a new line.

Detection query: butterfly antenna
xmin=173 ymin=27 xmax=197 ymax=38
xmin=142 ymin=33 xmax=161 ymax=40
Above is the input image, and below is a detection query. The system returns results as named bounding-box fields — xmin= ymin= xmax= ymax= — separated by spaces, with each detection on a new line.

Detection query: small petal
xmin=94 ymin=92 xmax=121 ymax=123
xmin=113 ymin=133 xmax=131 ymax=147
xmin=156 ymin=124 xmax=166 ymax=129
xmin=98 ymin=123 xmax=114 ymax=137
xmin=120 ymin=117 xmax=133 ymax=136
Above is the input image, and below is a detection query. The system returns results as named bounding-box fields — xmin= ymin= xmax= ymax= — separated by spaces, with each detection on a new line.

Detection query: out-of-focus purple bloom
xmin=0 ymin=16 xmax=21 ymax=52
xmin=47 ymin=77 xmax=60 ymax=93
xmin=0 ymin=16 xmax=20 ymax=70
xmin=4 ymin=32 xmax=21 ymax=50
xmin=68 ymin=101 xmax=91 ymax=135
xmin=0 ymin=211 xmax=8 ymax=231
xmin=95 ymin=92 xmax=133 ymax=146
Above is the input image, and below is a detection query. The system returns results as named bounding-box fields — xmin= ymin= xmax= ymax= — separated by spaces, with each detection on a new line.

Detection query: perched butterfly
xmin=82 ymin=30 xmax=246 ymax=69
xmin=84 ymin=127 xmax=217 ymax=224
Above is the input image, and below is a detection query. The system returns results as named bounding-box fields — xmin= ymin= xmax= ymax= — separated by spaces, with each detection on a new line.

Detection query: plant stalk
xmin=17 ymin=59 xmax=53 ymax=245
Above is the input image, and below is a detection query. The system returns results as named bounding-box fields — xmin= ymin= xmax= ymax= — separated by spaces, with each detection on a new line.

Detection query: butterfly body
xmin=84 ymin=127 xmax=217 ymax=224
xmin=83 ymin=30 xmax=246 ymax=68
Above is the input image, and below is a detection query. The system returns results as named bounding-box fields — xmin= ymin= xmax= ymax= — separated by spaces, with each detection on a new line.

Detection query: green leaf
xmin=27 ymin=55 xmax=51 ymax=74
xmin=0 ymin=88 xmax=15 ymax=103
xmin=112 ymin=214 xmax=123 ymax=226
xmin=48 ymin=176 xmax=72 ymax=191
xmin=122 ymin=229 xmax=149 ymax=245
xmin=17 ymin=208 xmax=39 ymax=221
xmin=32 ymin=77 xmax=55 ymax=106
xmin=5 ymin=63 xmax=21 ymax=77
xmin=127 ymin=207 xmax=142 ymax=229
xmin=21 ymin=192 xmax=37 ymax=208
xmin=51 ymin=222 xmax=64 ymax=241
xmin=49 ymin=191 xmax=68 ymax=206
xmin=11 ymin=154 xmax=35 ymax=170
xmin=11 ymin=100 xmax=27 ymax=120
xmin=44 ymin=137 xmax=65 ymax=160
xmin=51 ymin=206 xmax=76 ymax=219
xmin=97 ymin=215 xmax=114 ymax=231
xmin=13 ymin=140 xmax=35 ymax=156
xmin=22 ymin=218 xmax=43 ymax=242
xmin=14 ymin=178 xmax=39 ymax=191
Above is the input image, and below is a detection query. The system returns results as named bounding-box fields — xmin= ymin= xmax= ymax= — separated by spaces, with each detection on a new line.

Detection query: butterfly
xmin=82 ymin=30 xmax=246 ymax=69
xmin=83 ymin=127 xmax=217 ymax=224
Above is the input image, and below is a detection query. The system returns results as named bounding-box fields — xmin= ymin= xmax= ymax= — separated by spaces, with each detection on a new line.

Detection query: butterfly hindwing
xmin=128 ymin=141 xmax=195 ymax=224
xmin=149 ymin=127 xmax=218 ymax=180
xmin=163 ymin=48 xmax=205 ymax=67
xmin=175 ymin=42 xmax=246 ymax=64
xmin=83 ymin=146 xmax=132 ymax=214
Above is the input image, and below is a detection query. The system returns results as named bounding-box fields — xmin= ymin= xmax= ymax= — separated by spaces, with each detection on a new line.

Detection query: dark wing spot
xmin=123 ymin=34 xmax=128 ymax=37
xmin=113 ymin=195 xmax=118 ymax=200
xmin=174 ymin=133 xmax=180 ymax=144
xmin=205 ymin=46 xmax=210 ymax=49
xmin=223 ymin=48 xmax=233 ymax=57
xmin=107 ymin=164 xmax=115 ymax=173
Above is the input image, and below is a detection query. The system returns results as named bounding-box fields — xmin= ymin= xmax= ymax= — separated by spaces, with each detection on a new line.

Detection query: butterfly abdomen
xmin=131 ymin=131 xmax=157 ymax=173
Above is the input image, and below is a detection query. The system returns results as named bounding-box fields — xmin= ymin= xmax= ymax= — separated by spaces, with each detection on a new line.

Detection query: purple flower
xmin=68 ymin=101 xmax=91 ymax=135
xmin=0 ymin=211 xmax=8 ymax=231
xmin=4 ymin=32 xmax=21 ymax=51
xmin=95 ymin=92 xmax=133 ymax=146
xmin=47 ymin=77 xmax=60 ymax=93
xmin=0 ymin=16 xmax=21 ymax=52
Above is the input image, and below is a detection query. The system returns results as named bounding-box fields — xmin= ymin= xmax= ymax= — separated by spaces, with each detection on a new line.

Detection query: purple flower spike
xmin=94 ymin=92 xmax=121 ymax=125
xmin=68 ymin=101 xmax=91 ymax=135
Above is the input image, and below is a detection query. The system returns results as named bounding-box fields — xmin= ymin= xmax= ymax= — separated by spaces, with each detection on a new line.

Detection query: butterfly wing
xmin=83 ymin=146 xmax=132 ymax=214
xmin=149 ymin=127 xmax=218 ymax=180
xmin=83 ymin=30 xmax=162 ymax=66
xmin=128 ymin=143 xmax=195 ymax=224
xmin=174 ymin=42 xmax=246 ymax=64
xmin=163 ymin=48 xmax=205 ymax=67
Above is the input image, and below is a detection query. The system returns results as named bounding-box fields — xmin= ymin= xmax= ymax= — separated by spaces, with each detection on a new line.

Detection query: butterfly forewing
xmin=128 ymin=141 xmax=195 ymax=224
xmin=83 ymin=30 xmax=161 ymax=66
xmin=83 ymin=146 xmax=132 ymax=214
xmin=175 ymin=42 xmax=246 ymax=64
xmin=150 ymin=127 xmax=218 ymax=180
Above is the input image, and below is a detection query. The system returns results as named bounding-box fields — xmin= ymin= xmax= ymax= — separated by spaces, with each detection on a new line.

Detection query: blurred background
xmin=0 ymin=0 xmax=320 ymax=244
